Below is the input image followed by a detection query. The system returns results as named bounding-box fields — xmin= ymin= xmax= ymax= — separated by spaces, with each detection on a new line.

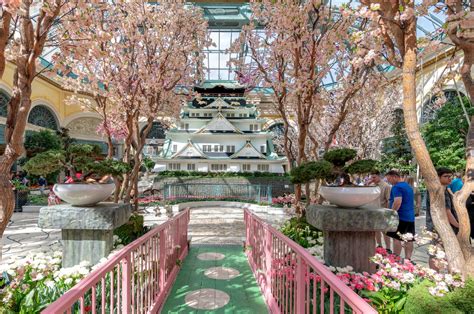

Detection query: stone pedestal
xmin=38 ymin=203 xmax=131 ymax=267
xmin=306 ymin=204 xmax=398 ymax=273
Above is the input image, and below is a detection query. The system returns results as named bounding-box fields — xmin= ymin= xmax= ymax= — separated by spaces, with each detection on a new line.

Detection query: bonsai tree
xmin=291 ymin=148 xmax=379 ymax=186
xmin=142 ymin=156 xmax=156 ymax=178
xmin=23 ymin=144 xmax=131 ymax=184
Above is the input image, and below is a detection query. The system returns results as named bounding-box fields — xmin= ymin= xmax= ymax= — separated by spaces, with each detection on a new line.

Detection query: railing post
xmin=121 ymin=254 xmax=132 ymax=314
xmin=267 ymin=186 xmax=272 ymax=204
xmin=159 ymin=229 xmax=166 ymax=291
xmin=296 ymin=256 xmax=306 ymax=314
xmin=264 ymin=226 xmax=272 ymax=298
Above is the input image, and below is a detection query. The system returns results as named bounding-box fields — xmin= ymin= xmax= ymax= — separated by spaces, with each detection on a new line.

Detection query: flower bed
xmin=0 ymin=214 xmax=150 ymax=313
xmin=279 ymin=217 xmax=471 ymax=313
xmin=0 ymin=252 xmax=92 ymax=313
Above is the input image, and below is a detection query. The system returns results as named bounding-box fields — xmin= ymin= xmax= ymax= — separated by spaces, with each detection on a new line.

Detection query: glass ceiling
xmin=35 ymin=2 xmax=448 ymax=88
xmin=197 ymin=2 xmax=448 ymax=86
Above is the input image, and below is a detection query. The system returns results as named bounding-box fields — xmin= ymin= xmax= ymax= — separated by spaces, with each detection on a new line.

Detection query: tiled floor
xmin=161 ymin=245 xmax=268 ymax=314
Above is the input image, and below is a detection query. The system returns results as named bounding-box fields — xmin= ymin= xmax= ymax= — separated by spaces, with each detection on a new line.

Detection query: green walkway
xmin=161 ymin=245 xmax=268 ymax=313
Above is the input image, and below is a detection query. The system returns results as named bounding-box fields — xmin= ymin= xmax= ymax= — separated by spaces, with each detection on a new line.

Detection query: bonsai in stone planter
xmin=23 ymin=144 xmax=130 ymax=206
xmin=291 ymin=148 xmax=380 ymax=207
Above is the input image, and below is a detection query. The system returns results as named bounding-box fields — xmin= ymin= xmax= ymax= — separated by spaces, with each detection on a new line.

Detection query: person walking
xmin=367 ymin=171 xmax=392 ymax=249
xmin=385 ymin=170 xmax=415 ymax=260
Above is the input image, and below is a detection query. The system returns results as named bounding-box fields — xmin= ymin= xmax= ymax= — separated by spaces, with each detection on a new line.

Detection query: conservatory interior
xmin=0 ymin=1 xmax=474 ymax=313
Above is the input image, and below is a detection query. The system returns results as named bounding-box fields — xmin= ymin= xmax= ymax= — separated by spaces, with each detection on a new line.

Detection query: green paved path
xmin=161 ymin=245 xmax=268 ymax=314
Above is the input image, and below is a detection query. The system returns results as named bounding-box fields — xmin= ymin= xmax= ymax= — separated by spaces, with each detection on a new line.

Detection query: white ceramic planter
xmin=320 ymin=186 xmax=381 ymax=208
xmin=53 ymin=183 xmax=115 ymax=206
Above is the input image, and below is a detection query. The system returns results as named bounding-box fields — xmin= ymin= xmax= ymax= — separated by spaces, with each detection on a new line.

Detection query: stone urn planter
xmin=319 ymin=186 xmax=381 ymax=208
xmin=53 ymin=182 xmax=115 ymax=206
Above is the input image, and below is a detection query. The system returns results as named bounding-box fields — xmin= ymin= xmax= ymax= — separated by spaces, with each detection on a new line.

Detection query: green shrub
xmin=404 ymin=281 xmax=461 ymax=314
xmin=280 ymin=217 xmax=322 ymax=248
xmin=345 ymin=159 xmax=379 ymax=175
xmin=155 ymin=170 xmax=289 ymax=179
xmin=290 ymin=160 xmax=333 ymax=184
xmin=448 ymin=278 xmax=474 ymax=313
xmin=114 ymin=214 xmax=150 ymax=245
xmin=323 ymin=148 xmax=357 ymax=167
xmin=27 ymin=194 xmax=48 ymax=206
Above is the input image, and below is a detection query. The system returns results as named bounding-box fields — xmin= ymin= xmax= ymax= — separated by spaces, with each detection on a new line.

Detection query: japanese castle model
xmin=154 ymin=83 xmax=287 ymax=173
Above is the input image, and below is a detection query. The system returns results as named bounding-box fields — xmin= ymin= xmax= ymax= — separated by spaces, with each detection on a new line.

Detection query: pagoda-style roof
xmin=203 ymin=98 xmax=236 ymax=109
xmin=171 ymin=140 xmax=208 ymax=159
xmin=194 ymin=81 xmax=246 ymax=94
xmin=230 ymin=140 xmax=266 ymax=159
xmin=196 ymin=112 xmax=243 ymax=134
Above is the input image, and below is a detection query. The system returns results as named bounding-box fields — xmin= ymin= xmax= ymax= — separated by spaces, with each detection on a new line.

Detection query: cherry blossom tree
xmin=231 ymin=0 xmax=357 ymax=209
xmin=331 ymin=81 xmax=399 ymax=159
xmin=355 ymin=1 xmax=473 ymax=275
xmin=0 ymin=0 xmax=79 ymax=257
xmin=59 ymin=0 xmax=209 ymax=206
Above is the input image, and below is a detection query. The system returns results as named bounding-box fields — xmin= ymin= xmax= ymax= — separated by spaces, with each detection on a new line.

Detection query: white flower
xmin=78 ymin=267 xmax=89 ymax=276
xmin=328 ymin=266 xmax=336 ymax=272
xmin=435 ymin=250 xmax=446 ymax=260
xmin=44 ymin=280 xmax=56 ymax=289
xmin=401 ymin=273 xmax=415 ymax=283
xmin=388 ymin=281 xmax=401 ymax=290
xmin=33 ymin=273 xmax=44 ymax=281
xmin=37 ymin=264 xmax=47 ymax=270
xmin=79 ymin=261 xmax=91 ymax=268
xmin=64 ymin=277 xmax=73 ymax=285
xmin=444 ymin=274 xmax=454 ymax=285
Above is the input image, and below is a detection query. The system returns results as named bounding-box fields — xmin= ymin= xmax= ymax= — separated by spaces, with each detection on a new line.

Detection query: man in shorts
xmin=385 ymin=170 xmax=415 ymax=259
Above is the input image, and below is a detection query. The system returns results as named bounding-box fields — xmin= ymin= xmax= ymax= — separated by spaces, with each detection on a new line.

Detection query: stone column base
xmin=62 ymin=229 xmax=113 ymax=267
xmin=324 ymin=231 xmax=376 ymax=273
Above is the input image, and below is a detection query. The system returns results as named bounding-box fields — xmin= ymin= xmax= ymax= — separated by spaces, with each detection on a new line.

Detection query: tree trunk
xmin=401 ymin=18 xmax=466 ymax=273
xmin=294 ymin=123 xmax=308 ymax=214
xmin=0 ymin=11 xmax=11 ymax=79
xmin=0 ymin=87 xmax=33 ymax=255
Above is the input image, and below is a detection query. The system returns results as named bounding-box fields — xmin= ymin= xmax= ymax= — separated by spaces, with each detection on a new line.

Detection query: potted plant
xmin=290 ymin=148 xmax=380 ymax=208
xmin=23 ymin=144 xmax=130 ymax=206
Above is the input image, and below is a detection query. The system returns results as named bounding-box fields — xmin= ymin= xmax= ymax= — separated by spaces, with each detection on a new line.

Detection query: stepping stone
xmin=197 ymin=252 xmax=225 ymax=261
xmin=204 ymin=266 xmax=240 ymax=280
xmin=184 ymin=288 xmax=230 ymax=310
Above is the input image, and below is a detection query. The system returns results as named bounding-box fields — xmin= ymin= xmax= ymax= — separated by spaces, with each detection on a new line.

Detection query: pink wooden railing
xmin=244 ymin=209 xmax=377 ymax=314
xmin=43 ymin=208 xmax=191 ymax=314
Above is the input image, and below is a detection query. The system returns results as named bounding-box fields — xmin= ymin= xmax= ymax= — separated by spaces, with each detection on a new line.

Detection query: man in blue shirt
xmin=385 ymin=170 xmax=415 ymax=259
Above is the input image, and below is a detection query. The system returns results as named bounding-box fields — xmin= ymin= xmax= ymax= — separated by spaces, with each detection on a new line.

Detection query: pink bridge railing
xmin=43 ymin=208 xmax=191 ymax=314
xmin=244 ymin=209 xmax=377 ymax=314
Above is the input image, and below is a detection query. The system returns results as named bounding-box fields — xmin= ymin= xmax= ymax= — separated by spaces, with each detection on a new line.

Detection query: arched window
xmin=28 ymin=105 xmax=59 ymax=130
xmin=0 ymin=90 xmax=10 ymax=117
xmin=146 ymin=121 xmax=167 ymax=139
xmin=421 ymin=90 xmax=465 ymax=124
